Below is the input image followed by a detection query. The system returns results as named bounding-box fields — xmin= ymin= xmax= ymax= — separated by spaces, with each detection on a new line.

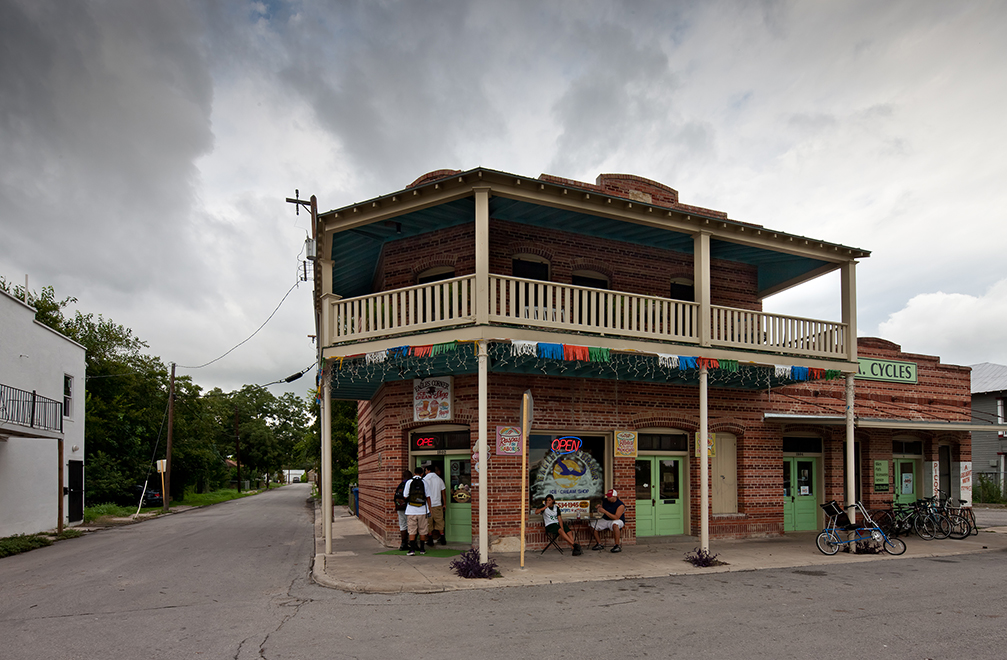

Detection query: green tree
xmin=301 ymin=394 xmax=358 ymax=504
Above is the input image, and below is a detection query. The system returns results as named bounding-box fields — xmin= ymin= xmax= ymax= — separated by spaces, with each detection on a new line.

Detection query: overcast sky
xmin=2 ymin=0 xmax=1006 ymax=398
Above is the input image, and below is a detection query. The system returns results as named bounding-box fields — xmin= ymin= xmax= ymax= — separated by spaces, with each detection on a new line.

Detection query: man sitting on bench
xmin=535 ymin=495 xmax=582 ymax=555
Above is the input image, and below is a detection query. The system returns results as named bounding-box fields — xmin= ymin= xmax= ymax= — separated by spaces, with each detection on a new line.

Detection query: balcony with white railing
xmin=323 ymin=274 xmax=849 ymax=361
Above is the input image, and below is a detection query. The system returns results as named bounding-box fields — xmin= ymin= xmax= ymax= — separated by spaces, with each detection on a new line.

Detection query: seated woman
xmin=535 ymin=495 xmax=582 ymax=556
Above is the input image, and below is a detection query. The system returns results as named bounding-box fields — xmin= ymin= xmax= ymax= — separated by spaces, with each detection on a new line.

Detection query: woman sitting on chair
xmin=535 ymin=495 xmax=582 ymax=556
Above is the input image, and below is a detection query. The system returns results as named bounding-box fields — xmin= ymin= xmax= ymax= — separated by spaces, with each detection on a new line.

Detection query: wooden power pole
xmin=164 ymin=362 xmax=175 ymax=512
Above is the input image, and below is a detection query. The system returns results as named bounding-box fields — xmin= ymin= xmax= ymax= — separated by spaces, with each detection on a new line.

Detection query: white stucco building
xmin=0 ymin=289 xmax=86 ymax=536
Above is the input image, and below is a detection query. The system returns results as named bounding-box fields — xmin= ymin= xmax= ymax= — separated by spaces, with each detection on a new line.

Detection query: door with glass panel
xmin=782 ymin=457 xmax=818 ymax=531
xmin=895 ymin=459 xmax=918 ymax=506
xmin=634 ymin=456 xmax=684 ymax=536
xmin=445 ymin=456 xmax=472 ymax=543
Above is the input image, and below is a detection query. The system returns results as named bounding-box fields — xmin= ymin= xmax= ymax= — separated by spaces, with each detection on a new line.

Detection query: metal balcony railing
xmin=0 ymin=383 xmax=63 ymax=434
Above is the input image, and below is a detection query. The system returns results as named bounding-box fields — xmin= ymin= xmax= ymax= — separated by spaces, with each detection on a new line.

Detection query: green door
xmin=783 ymin=457 xmax=818 ymax=531
xmin=634 ymin=457 xmax=684 ymax=537
xmin=895 ymin=459 xmax=917 ymax=505
xmin=445 ymin=456 xmax=472 ymax=544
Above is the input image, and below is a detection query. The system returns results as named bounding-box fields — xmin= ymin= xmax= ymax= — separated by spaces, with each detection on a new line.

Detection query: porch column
xmin=321 ymin=365 xmax=333 ymax=554
xmin=845 ymin=373 xmax=856 ymax=525
xmin=699 ymin=365 xmax=709 ymax=552
xmin=841 ymin=261 xmax=858 ymax=363
xmin=694 ymin=231 xmax=711 ymax=347
xmin=474 ymin=187 xmax=491 ymax=325
xmin=477 ymin=340 xmax=489 ymax=562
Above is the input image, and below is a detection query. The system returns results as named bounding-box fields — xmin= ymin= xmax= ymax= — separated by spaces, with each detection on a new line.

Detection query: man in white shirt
xmin=403 ymin=467 xmax=431 ymax=556
xmin=423 ymin=463 xmax=448 ymax=545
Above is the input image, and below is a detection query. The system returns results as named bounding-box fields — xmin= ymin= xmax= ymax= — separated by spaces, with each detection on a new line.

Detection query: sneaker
xmin=407 ymin=549 xmax=415 ymax=556
xmin=591 ymin=543 xmax=605 ymax=551
xmin=610 ymin=545 xmax=622 ymax=553
xmin=438 ymin=537 xmax=447 ymax=546
xmin=572 ymin=544 xmax=583 ymax=556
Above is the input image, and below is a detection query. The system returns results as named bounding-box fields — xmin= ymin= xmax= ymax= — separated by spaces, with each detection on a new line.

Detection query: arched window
xmin=670 ymin=277 xmax=694 ymax=301
xmin=512 ymin=253 xmax=550 ymax=281
xmin=572 ymin=269 xmax=610 ymax=290
xmin=417 ymin=266 xmax=455 ymax=285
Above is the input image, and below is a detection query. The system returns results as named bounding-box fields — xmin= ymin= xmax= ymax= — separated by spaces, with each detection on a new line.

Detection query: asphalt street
xmin=2 ymin=486 xmax=1006 ymax=659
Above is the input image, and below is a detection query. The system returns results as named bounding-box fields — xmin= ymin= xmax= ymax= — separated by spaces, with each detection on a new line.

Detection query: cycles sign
xmin=856 ymin=358 xmax=917 ymax=384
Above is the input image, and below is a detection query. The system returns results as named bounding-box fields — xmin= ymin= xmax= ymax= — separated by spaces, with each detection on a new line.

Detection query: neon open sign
xmin=551 ymin=436 xmax=582 ymax=455
xmin=415 ymin=437 xmax=436 ymax=448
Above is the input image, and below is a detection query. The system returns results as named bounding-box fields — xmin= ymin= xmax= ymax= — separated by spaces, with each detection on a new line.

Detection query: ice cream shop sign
xmin=413 ymin=376 xmax=453 ymax=422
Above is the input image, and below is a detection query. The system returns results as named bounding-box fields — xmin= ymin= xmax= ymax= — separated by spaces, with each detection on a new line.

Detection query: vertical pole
xmin=694 ymin=232 xmax=711 ymax=347
xmin=841 ymin=261 xmax=858 ymax=363
xmin=57 ymin=438 xmax=64 ymax=535
xmin=845 ymin=373 xmax=856 ymax=525
xmin=520 ymin=392 xmax=529 ymax=568
xmin=699 ymin=365 xmax=709 ymax=553
xmin=321 ymin=366 xmax=333 ymax=554
xmin=477 ymin=340 xmax=489 ymax=563
xmin=234 ymin=405 xmax=242 ymax=492
xmin=474 ymin=187 xmax=491 ymax=325
xmin=164 ymin=363 xmax=175 ymax=512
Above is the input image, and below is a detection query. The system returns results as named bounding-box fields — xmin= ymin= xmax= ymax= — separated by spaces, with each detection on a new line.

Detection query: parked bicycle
xmin=817 ymin=500 xmax=906 ymax=556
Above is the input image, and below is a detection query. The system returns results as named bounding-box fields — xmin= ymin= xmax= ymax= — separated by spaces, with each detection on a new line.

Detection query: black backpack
xmin=406 ymin=476 xmax=427 ymax=507
xmin=394 ymin=480 xmax=409 ymax=511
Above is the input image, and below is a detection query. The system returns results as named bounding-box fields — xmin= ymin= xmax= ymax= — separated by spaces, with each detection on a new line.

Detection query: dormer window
xmin=670 ymin=277 xmax=694 ymax=302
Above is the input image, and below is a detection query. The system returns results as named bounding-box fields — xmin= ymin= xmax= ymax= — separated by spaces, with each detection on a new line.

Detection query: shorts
xmin=590 ymin=518 xmax=625 ymax=532
xmin=545 ymin=522 xmax=571 ymax=536
xmin=397 ymin=510 xmax=408 ymax=531
xmin=429 ymin=505 xmax=445 ymax=532
xmin=407 ymin=514 xmax=429 ymax=537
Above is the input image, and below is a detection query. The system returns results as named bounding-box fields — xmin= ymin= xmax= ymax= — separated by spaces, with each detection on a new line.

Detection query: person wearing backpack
xmin=393 ymin=469 xmax=412 ymax=551
xmin=403 ymin=466 xmax=431 ymax=555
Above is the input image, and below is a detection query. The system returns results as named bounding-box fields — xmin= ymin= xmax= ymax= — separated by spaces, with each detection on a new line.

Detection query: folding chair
xmin=541 ymin=532 xmax=565 ymax=554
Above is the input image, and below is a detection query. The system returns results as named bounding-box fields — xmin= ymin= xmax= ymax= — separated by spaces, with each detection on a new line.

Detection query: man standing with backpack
xmin=393 ymin=469 xmax=413 ymax=551
xmin=403 ymin=466 xmax=431 ymax=556
xmin=423 ymin=462 xmax=448 ymax=546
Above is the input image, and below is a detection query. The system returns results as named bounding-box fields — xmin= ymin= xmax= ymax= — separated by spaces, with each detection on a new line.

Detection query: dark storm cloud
xmin=0 ymin=0 xmax=213 ymax=301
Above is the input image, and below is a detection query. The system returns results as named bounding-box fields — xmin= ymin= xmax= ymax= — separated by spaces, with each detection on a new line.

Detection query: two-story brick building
xmin=311 ymin=167 xmax=973 ymax=557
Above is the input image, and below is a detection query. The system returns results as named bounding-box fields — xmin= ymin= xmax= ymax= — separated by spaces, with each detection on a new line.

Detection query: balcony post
xmin=841 ymin=261 xmax=858 ymax=363
xmin=474 ymin=186 xmax=491 ymax=325
xmin=694 ymin=231 xmax=712 ymax=347
xmin=699 ymin=365 xmax=709 ymax=553
xmin=477 ymin=339 xmax=489 ymax=562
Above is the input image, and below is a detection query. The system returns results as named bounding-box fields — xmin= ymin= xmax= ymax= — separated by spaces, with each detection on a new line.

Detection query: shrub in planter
xmin=448 ymin=548 xmax=501 ymax=579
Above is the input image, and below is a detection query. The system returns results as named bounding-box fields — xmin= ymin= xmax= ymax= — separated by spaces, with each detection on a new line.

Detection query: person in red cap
xmin=589 ymin=489 xmax=626 ymax=552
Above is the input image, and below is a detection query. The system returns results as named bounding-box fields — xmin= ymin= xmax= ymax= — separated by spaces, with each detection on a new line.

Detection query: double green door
xmin=634 ymin=456 xmax=684 ymax=536
xmin=414 ymin=455 xmax=472 ymax=544
xmin=783 ymin=457 xmax=818 ymax=531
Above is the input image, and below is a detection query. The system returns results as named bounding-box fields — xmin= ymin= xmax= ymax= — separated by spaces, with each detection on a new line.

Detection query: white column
xmin=694 ymin=232 xmax=711 ymax=347
xmin=474 ymin=187 xmax=491 ymax=325
xmin=699 ymin=365 xmax=709 ymax=552
xmin=841 ymin=261 xmax=858 ymax=363
xmin=321 ymin=366 xmax=333 ymax=554
xmin=845 ymin=373 xmax=856 ymax=525
xmin=477 ymin=340 xmax=489 ymax=562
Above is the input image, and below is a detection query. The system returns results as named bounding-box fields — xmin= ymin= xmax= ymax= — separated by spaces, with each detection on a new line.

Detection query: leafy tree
xmin=301 ymin=393 xmax=358 ymax=504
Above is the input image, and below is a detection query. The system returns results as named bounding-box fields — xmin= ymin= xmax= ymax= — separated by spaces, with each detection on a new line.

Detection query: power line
xmin=177 ymin=281 xmax=301 ymax=370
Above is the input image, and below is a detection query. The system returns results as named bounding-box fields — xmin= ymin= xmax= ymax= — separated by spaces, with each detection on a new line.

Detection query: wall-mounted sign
xmin=856 ymin=358 xmax=918 ymax=383
xmin=694 ymin=432 xmax=716 ymax=458
xmin=614 ymin=431 xmax=638 ymax=458
xmin=496 ymin=426 xmax=523 ymax=456
xmin=874 ymin=460 xmax=890 ymax=492
xmin=413 ymin=376 xmax=452 ymax=421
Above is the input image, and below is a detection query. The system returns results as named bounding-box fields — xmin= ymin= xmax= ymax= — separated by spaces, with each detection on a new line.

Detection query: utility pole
xmin=164 ymin=362 xmax=175 ymax=512
xmin=234 ymin=404 xmax=242 ymax=492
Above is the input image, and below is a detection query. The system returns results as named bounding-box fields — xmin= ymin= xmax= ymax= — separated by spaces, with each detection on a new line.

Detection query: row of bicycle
xmin=814 ymin=492 xmax=978 ymax=556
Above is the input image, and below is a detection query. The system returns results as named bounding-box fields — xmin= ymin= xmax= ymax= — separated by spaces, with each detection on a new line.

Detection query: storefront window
xmin=528 ymin=434 xmax=606 ymax=510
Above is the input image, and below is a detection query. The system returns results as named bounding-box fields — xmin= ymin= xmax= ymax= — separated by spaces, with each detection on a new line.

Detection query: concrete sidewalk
xmin=311 ymin=505 xmax=1007 ymax=594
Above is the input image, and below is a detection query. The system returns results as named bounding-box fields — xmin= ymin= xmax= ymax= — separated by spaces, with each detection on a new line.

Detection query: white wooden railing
xmin=710 ymin=305 xmax=847 ymax=358
xmin=488 ymin=275 xmax=698 ymax=342
xmin=324 ymin=275 xmax=848 ymax=359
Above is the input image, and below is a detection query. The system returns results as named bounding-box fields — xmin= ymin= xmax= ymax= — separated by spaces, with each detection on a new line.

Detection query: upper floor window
xmin=512 ymin=254 xmax=550 ymax=281
xmin=572 ymin=269 xmax=610 ymax=290
xmin=670 ymin=277 xmax=694 ymax=302
xmin=63 ymin=374 xmax=73 ymax=419
xmin=417 ymin=266 xmax=455 ymax=285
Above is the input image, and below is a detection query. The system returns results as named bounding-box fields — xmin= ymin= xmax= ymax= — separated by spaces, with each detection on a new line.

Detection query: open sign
xmin=415 ymin=437 xmax=435 ymax=448
xmin=551 ymin=436 xmax=582 ymax=454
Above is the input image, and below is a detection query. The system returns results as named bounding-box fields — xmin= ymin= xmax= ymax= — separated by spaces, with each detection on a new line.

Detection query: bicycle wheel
xmin=947 ymin=513 xmax=971 ymax=540
xmin=883 ymin=536 xmax=907 ymax=556
xmin=967 ymin=508 xmax=979 ymax=535
xmin=933 ymin=514 xmax=951 ymax=540
xmin=874 ymin=510 xmax=896 ymax=536
xmin=816 ymin=531 xmax=841 ymax=555
xmin=914 ymin=515 xmax=935 ymax=540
